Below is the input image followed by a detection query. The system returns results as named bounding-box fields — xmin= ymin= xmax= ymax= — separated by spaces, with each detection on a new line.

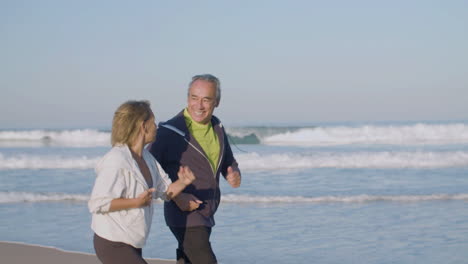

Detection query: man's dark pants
xmin=169 ymin=226 xmax=217 ymax=264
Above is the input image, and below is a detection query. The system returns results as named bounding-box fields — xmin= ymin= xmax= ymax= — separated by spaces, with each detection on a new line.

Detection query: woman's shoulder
xmin=97 ymin=145 xmax=132 ymax=169
xmin=142 ymin=149 xmax=165 ymax=174
xmin=142 ymin=148 xmax=158 ymax=163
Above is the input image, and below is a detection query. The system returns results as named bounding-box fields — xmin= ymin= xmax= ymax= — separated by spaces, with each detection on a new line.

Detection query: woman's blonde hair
xmin=111 ymin=100 xmax=153 ymax=146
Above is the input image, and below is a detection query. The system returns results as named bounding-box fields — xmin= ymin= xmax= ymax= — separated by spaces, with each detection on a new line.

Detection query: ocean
xmin=1 ymin=121 xmax=468 ymax=264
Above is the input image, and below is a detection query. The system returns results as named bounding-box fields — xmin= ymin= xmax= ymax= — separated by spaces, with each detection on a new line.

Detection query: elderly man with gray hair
xmin=149 ymin=74 xmax=241 ymax=264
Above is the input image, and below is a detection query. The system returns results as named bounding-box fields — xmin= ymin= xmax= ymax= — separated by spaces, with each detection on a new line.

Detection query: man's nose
xmin=196 ymin=100 xmax=204 ymax=109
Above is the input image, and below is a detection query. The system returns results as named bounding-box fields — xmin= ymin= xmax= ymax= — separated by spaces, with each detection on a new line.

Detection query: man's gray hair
xmin=188 ymin=74 xmax=221 ymax=103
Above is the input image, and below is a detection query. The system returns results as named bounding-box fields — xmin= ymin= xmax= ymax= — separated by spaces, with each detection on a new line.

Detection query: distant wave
xmin=262 ymin=123 xmax=468 ymax=146
xmin=227 ymin=126 xmax=308 ymax=145
xmin=1 ymin=191 xmax=467 ymax=204
xmin=0 ymin=154 xmax=100 ymax=170
xmin=221 ymin=194 xmax=468 ymax=203
xmin=227 ymin=133 xmax=261 ymax=144
xmin=0 ymin=191 xmax=165 ymax=204
xmin=0 ymin=191 xmax=90 ymax=203
xmin=1 ymin=151 xmax=468 ymax=170
xmin=236 ymin=151 xmax=468 ymax=170
xmin=0 ymin=129 xmax=110 ymax=147
xmin=229 ymin=123 xmax=468 ymax=146
xmin=2 ymin=123 xmax=468 ymax=147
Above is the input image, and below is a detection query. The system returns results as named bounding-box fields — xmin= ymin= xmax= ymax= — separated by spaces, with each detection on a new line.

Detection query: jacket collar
xmin=121 ymin=144 xmax=151 ymax=189
xmin=168 ymin=110 xmax=222 ymax=134
xmin=166 ymin=110 xmax=225 ymax=171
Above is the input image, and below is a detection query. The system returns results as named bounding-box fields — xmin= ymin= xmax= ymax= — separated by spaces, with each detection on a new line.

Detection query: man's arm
xmin=172 ymin=193 xmax=203 ymax=211
xmin=226 ymin=166 xmax=241 ymax=188
xmin=221 ymin=127 xmax=241 ymax=188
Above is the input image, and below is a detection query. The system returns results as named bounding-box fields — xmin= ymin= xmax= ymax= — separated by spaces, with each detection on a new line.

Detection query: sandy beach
xmin=0 ymin=241 xmax=175 ymax=264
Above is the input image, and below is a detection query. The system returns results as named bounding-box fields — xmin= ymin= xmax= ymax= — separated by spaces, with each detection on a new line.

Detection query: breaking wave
xmin=227 ymin=123 xmax=468 ymax=146
xmin=1 ymin=150 xmax=468 ymax=170
xmin=2 ymin=123 xmax=468 ymax=147
xmin=236 ymin=151 xmax=468 ymax=170
xmin=0 ymin=129 xmax=110 ymax=147
xmin=0 ymin=191 xmax=90 ymax=203
xmin=0 ymin=154 xmax=100 ymax=170
xmin=221 ymin=194 xmax=468 ymax=203
xmin=260 ymin=123 xmax=468 ymax=146
xmin=1 ymin=191 xmax=467 ymax=204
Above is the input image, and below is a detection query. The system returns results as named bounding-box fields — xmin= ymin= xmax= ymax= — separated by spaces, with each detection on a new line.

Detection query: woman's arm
xmin=108 ymin=188 xmax=155 ymax=212
xmin=165 ymin=166 xmax=195 ymax=200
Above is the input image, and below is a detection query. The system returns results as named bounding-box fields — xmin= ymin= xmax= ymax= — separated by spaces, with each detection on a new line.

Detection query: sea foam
xmin=1 ymin=151 xmax=468 ymax=170
xmin=2 ymin=123 xmax=468 ymax=147
xmin=2 ymin=191 xmax=467 ymax=204
xmin=0 ymin=154 xmax=100 ymax=170
xmin=221 ymin=194 xmax=468 ymax=203
xmin=0 ymin=191 xmax=90 ymax=203
xmin=0 ymin=129 xmax=110 ymax=147
xmin=236 ymin=151 xmax=468 ymax=170
xmin=261 ymin=123 xmax=468 ymax=146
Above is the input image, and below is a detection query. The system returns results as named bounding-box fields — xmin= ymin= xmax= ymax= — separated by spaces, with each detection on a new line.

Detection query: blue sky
xmin=1 ymin=0 xmax=467 ymax=129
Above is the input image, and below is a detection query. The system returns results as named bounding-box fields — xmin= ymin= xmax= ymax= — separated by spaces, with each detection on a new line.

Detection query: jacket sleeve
xmin=153 ymin=160 xmax=172 ymax=201
xmin=221 ymin=127 xmax=240 ymax=177
xmin=149 ymin=127 xmax=168 ymax=171
xmin=148 ymin=126 xmax=181 ymax=182
xmin=88 ymin=165 xmax=126 ymax=214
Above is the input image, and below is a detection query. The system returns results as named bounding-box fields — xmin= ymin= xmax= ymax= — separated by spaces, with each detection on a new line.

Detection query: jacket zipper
xmin=160 ymin=123 xmax=225 ymax=217
xmin=184 ymin=137 xmax=224 ymax=216
xmin=184 ymin=139 xmax=223 ymax=179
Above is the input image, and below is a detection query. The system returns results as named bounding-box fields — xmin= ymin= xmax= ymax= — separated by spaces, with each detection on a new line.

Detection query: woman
xmin=88 ymin=100 xmax=195 ymax=264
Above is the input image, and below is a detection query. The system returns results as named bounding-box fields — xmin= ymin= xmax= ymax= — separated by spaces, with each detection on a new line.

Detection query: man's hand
xmin=173 ymin=192 xmax=202 ymax=212
xmin=226 ymin=166 xmax=241 ymax=188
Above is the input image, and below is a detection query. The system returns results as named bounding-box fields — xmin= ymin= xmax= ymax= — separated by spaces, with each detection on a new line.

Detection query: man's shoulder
xmin=211 ymin=115 xmax=222 ymax=127
xmin=161 ymin=110 xmax=184 ymax=126
xmin=157 ymin=111 xmax=186 ymax=138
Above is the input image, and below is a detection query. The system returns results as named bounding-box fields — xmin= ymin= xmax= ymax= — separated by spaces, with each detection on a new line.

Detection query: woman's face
xmin=144 ymin=114 xmax=157 ymax=145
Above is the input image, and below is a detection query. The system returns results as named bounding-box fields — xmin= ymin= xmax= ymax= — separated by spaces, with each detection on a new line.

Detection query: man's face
xmin=187 ymin=79 xmax=218 ymax=125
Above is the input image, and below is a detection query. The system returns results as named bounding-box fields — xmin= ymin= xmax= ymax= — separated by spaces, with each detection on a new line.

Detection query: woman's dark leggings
xmin=93 ymin=233 xmax=148 ymax=264
xmin=169 ymin=226 xmax=217 ymax=264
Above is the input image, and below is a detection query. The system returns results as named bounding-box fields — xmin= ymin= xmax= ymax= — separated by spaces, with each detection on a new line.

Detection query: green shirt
xmin=184 ymin=108 xmax=220 ymax=173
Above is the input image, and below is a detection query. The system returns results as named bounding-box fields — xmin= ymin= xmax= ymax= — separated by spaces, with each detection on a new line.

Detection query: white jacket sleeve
xmin=88 ymin=166 xmax=126 ymax=214
xmin=153 ymin=161 xmax=172 ymax=201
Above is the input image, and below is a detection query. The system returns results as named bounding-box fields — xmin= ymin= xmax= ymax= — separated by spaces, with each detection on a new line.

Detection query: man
xmin=149 ymin=74 xmax=241 ymax=264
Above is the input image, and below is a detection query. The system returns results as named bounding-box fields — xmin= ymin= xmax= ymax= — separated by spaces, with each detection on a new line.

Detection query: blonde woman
xmin=89 ymin=100 xmax=195 ymax=264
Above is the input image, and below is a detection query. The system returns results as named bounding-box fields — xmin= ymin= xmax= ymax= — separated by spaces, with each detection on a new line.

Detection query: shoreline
xmin=0 ymin=241 xmax=175 ymax=264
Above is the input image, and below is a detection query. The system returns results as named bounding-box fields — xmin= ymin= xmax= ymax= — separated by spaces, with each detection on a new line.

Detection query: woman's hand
xmin=165 ymin=166 xmax=196 ymax=201
xmin=108 ymin=188 xmax=155 ymax=212
xmin=135 ymin=188 xmax=156 ymax=208
xmin=177 ymin=166 xmax=196 ymax=186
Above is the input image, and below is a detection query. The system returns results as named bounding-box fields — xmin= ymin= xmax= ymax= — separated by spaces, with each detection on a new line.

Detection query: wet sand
xmin=0 ymin=241 xmax=175 ymax=264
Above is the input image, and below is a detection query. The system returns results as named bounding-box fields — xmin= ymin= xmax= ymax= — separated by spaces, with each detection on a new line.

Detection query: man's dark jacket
xmin=149 ymin=110 xmax=239 ymax=227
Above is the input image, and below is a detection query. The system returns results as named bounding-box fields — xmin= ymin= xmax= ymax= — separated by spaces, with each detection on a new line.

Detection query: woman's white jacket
xmin=88 ymin=144 xmax=171 ymax=248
